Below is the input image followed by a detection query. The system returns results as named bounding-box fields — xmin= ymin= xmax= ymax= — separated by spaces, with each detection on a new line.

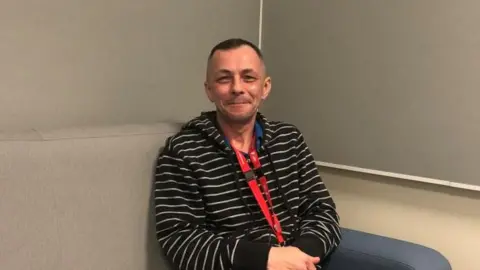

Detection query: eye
xmin=216 ymin=76 xmax=231 ymax=83
xmin=244 ymin=75 xmax=257 ymax=82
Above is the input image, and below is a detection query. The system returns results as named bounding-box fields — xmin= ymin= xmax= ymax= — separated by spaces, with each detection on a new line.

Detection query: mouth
xmin=227 ymin=100 xmax=251 ymax=105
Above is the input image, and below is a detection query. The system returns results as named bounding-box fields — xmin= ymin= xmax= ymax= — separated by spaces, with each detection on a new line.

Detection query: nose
xmin=231 ymin=75 xmax=244 ymax=95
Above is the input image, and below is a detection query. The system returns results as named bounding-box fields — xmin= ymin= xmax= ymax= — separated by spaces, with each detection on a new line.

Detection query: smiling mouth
xmin=228 ymin=100 xmax=250 ymax=105
xmin=228 ymin=103 xmax=250 ymax=108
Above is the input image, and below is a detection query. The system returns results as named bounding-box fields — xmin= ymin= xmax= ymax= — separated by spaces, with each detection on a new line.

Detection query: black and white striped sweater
xmin=154 ymin=111 xmax=341 ymax=270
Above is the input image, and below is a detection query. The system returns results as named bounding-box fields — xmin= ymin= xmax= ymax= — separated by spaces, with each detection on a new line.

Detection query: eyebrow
xmin=215 ymin=68 xmax=257 ymax=75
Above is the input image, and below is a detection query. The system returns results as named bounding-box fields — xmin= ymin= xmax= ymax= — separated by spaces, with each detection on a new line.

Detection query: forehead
xmin=209 ymin=45 xmax=264 ymax=73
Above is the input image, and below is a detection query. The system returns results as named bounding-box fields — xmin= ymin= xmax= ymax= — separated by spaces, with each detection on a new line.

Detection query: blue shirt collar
xmin=254 ymin=121 xmax=263 ymax=150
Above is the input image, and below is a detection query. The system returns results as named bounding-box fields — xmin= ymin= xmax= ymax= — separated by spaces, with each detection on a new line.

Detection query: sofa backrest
xmin=0 ymin=123 xmax=181 ymax=270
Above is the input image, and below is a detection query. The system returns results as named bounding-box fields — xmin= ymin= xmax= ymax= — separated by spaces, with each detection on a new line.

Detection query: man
xmin=154 ymin=38 xmax=341 ymax=270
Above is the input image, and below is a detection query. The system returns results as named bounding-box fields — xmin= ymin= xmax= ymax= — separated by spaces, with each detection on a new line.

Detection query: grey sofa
xmin=0 ymin=122 xmax=451 ymax=270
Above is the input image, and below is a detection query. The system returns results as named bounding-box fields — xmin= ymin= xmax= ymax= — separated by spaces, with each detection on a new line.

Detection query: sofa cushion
xmin=0 ymin=123 xmax=180 ymax=270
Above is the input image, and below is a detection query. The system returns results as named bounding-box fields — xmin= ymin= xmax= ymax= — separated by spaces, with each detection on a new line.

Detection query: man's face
xmin=204 ymin=45 xmax=271 ymax=124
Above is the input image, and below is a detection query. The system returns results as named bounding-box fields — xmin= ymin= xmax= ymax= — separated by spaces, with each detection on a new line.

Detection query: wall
xmin=0 ymin=0 xmax=260 ymax=131
xmin=260 ymin=0 xmax=480 ymax=187
xmin=320 ymin=168 xmax=480 ymax=270
xmin=261 ymin=1 xmax=480 ymax=270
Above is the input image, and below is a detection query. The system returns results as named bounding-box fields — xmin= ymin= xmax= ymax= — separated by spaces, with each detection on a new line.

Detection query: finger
xmin=310 ymin=256 xmax=321 ymax=264
xmin=305 ymin=261 xmax=316 ymax=270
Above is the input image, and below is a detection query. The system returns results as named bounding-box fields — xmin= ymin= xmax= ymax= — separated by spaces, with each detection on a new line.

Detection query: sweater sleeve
xmin=154 ymin=140 xmax=271 ymax=270
xmin=290 ymin=128 xmax=342 ymax=260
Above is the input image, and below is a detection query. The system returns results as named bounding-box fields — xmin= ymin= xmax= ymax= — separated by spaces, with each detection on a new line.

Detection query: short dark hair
xmin=208 ymin=38 xmax=263 ymax=60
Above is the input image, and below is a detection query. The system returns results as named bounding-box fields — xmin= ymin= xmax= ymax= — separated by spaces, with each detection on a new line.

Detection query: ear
xmin=261 ymin=76 xmax=272 ymax=100
xmin=204 ymin=81 xmax=214 ymax=102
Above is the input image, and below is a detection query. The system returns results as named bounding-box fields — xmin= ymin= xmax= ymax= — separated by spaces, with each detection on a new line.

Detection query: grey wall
xmin=0 ymin=0 xmax=260 ymax=131
xmin=261 ymin=1 xmax=480 ymax=186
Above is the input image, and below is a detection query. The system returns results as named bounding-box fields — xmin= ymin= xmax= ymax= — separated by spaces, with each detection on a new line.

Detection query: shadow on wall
xmin=146 ymin=148 xmax=175 ymax=270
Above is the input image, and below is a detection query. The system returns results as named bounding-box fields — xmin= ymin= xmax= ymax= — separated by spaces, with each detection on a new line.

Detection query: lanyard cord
xmin=231 ymin=136 xmax=285 ymax=245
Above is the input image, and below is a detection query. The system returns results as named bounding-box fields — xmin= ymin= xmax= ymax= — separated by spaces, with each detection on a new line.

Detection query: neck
xmin=217 ymin=113 xmax=256 ymax=152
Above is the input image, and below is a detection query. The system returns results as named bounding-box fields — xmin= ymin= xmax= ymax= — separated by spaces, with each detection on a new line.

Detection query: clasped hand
xmin=267 ymin=246 xmax=320 ymax=270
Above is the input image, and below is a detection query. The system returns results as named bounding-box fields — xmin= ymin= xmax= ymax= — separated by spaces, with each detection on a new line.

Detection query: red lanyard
xmin=231 ymin=136 xmax=285 ymax=244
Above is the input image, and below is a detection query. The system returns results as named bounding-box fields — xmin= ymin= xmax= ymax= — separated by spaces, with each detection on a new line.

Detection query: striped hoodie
xmin=154 ymin=111 xmax=341 ymax=270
